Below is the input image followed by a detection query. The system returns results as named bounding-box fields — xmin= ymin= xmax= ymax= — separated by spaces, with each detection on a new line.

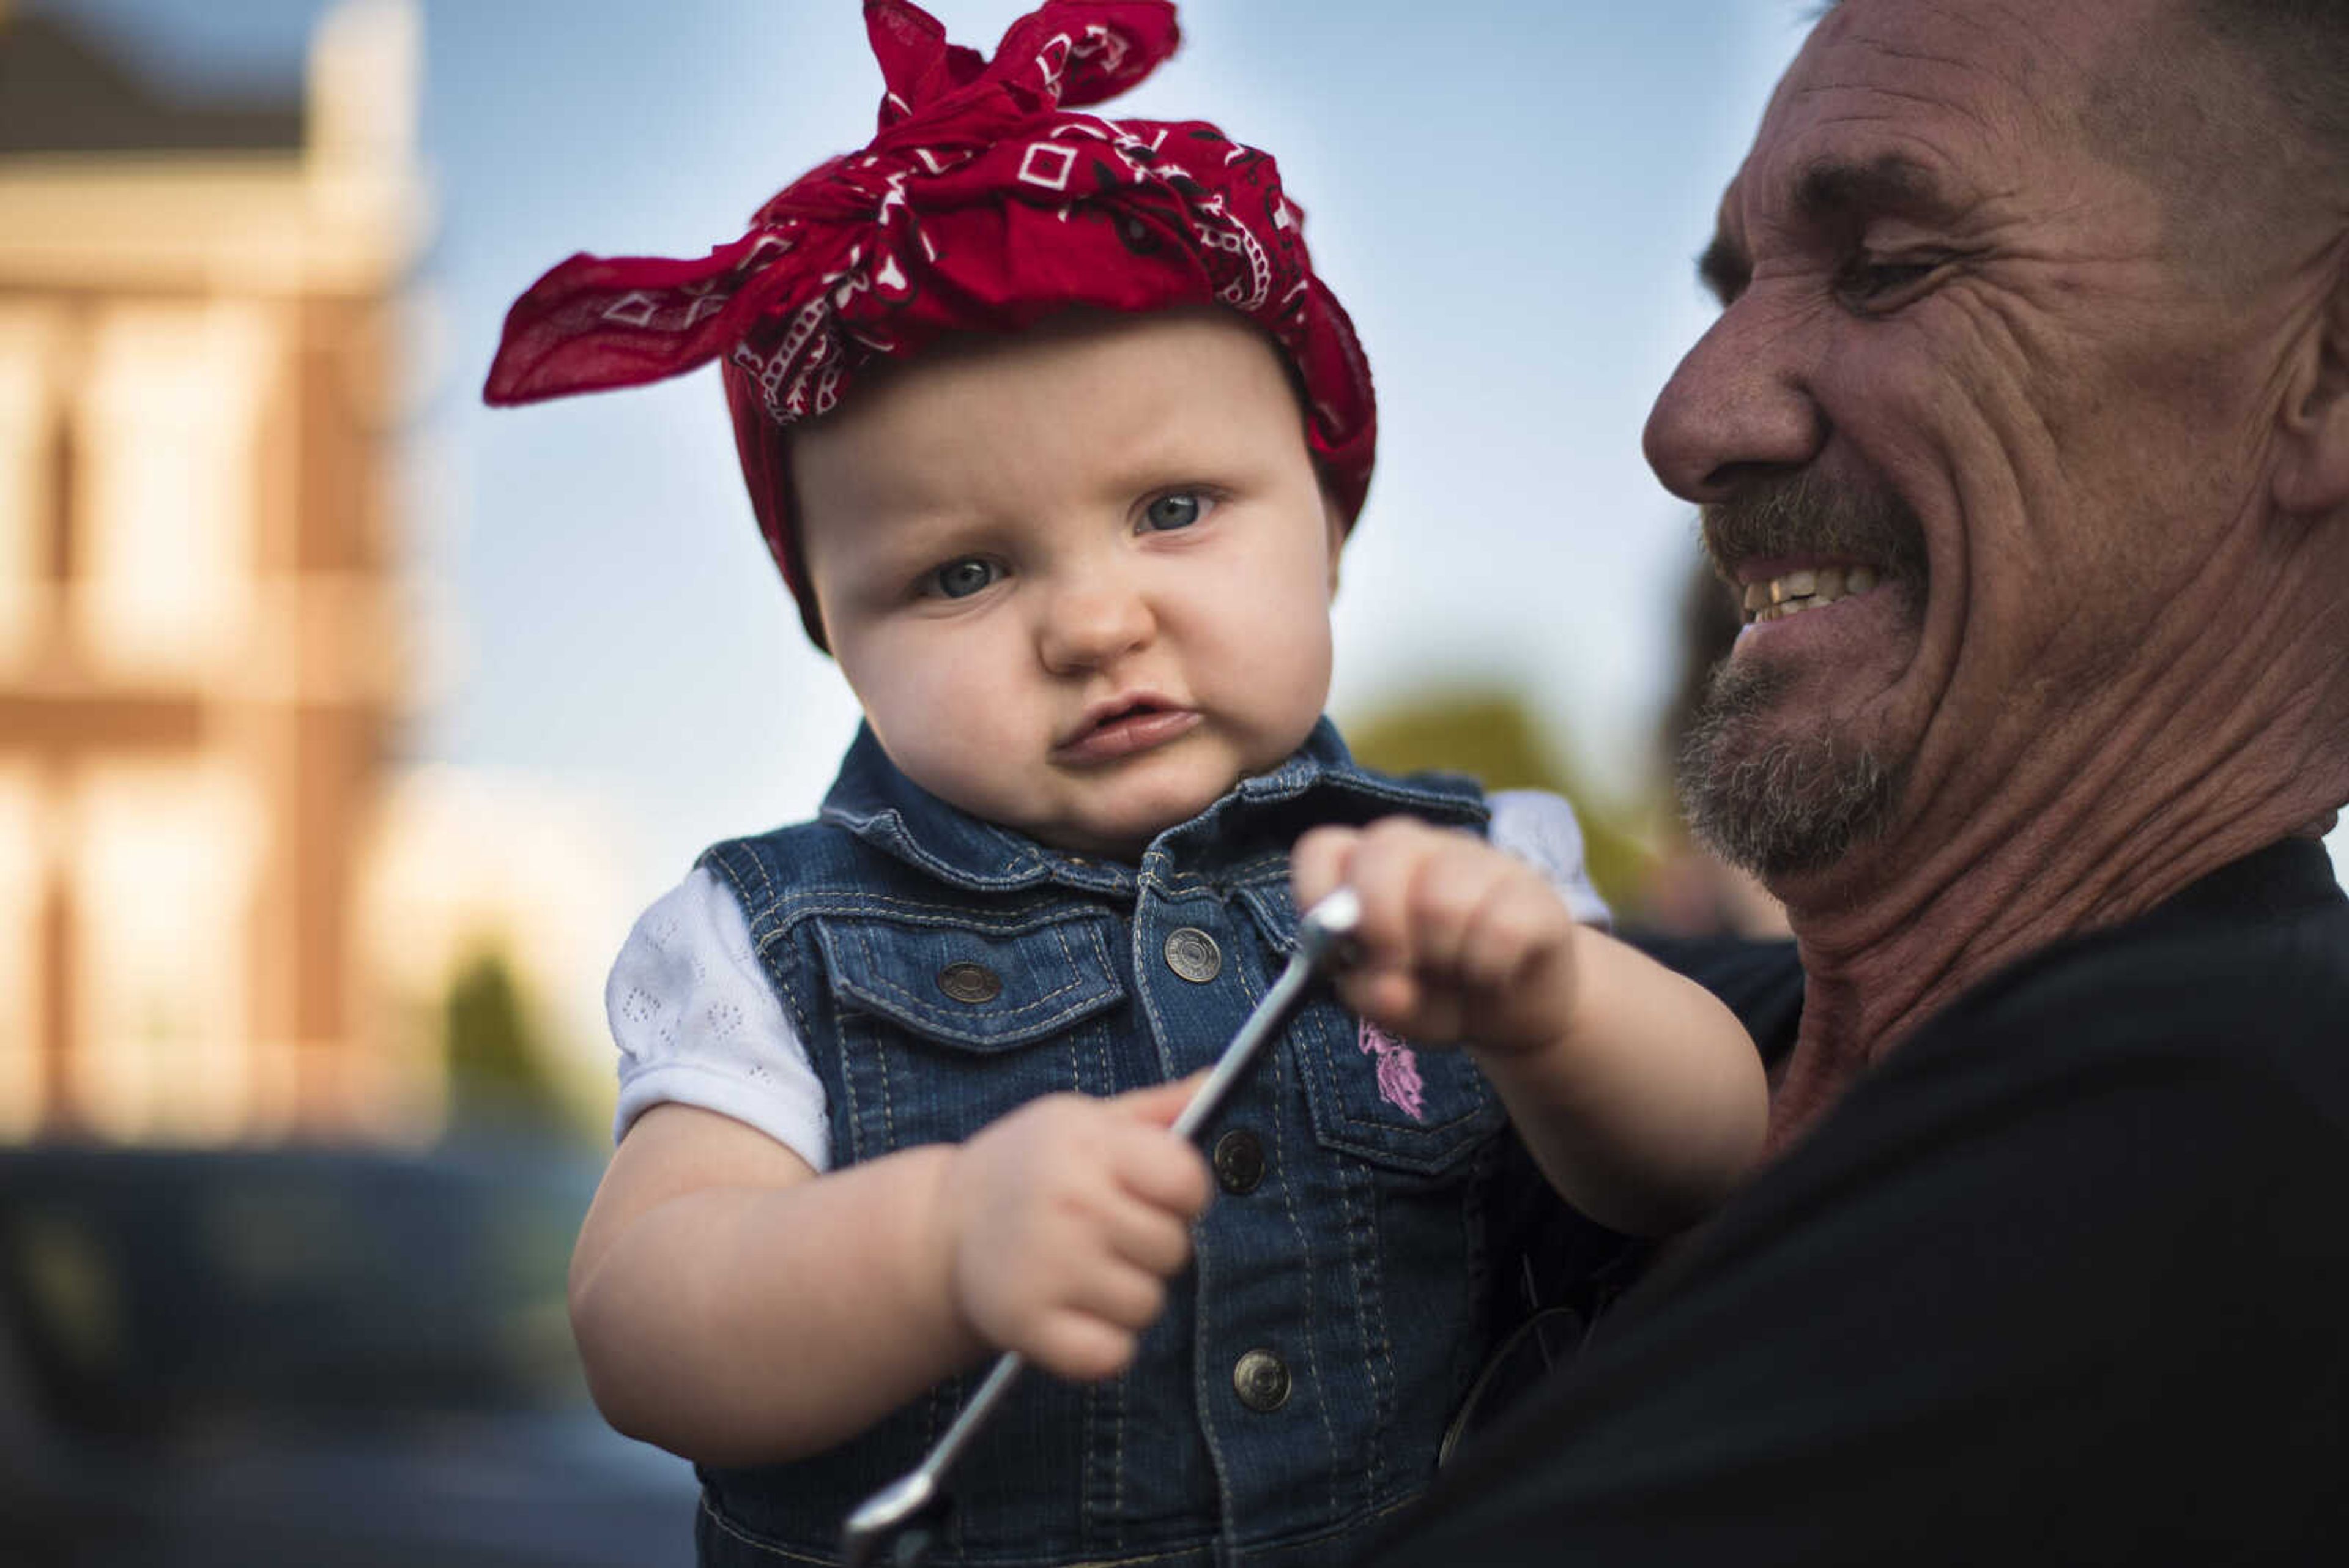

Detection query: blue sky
xmin=51 ymin=0 xmax=1819 ymax=890
xmin=48 ymin=0 xmax=2349 ymax=907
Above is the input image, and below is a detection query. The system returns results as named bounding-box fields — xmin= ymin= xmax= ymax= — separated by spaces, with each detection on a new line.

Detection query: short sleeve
xmin=604 ymin=868 xmax=833 ymax=1170
xmin=1485 ymin=789 xmax=1612 ymax=930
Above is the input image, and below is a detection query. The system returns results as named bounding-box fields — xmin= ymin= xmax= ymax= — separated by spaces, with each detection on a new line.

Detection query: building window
xmin=73 ymin=302 xmax=277 ymax=682
xmin=0 ymin=767 xmax=42 ymax=1139
xmin=0 ymin=305 xmax=61 ymax=670
xmin=68 ymin=762 xmax=261 ymax=1143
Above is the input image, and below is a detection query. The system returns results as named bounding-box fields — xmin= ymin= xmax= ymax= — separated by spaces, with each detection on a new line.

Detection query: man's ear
xmin=2274 ymin=240 xmax=2349 ymax=516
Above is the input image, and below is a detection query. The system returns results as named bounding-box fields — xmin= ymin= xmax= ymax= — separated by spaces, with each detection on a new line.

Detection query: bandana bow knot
xmin=485 ymin=0 xmax=1373 ymax=648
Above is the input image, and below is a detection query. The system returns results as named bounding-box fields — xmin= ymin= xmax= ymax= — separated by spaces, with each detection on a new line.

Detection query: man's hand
xmin=1292 ymin=817 xmax=1584 ymax=1060
xmin=932 ymin=1079 xmax=1212 ymax=1381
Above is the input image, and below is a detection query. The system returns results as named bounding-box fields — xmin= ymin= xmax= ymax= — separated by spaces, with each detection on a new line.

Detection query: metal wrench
xmin=839 ymin=888 xmax=1364 ymax=1568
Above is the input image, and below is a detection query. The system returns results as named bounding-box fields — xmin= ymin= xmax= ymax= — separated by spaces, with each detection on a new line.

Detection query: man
xmin=1349 ymin=0 xmax=2349 ymax=1560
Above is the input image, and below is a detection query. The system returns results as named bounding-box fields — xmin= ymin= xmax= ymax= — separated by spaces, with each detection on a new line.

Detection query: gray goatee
xmin=1675 ymin=471 xmax=1924 ymax=879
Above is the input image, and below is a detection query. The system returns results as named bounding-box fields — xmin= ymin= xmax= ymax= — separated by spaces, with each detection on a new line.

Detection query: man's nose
xmin=1642 ymin=297 xmax=1826 ymax=503
xmin=1036 ymin=570 xmax=1155 ymax=673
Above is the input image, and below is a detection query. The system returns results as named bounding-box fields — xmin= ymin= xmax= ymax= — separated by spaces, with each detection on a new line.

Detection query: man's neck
xmin=1761 ymin=713 xmax=2344 ymax=1151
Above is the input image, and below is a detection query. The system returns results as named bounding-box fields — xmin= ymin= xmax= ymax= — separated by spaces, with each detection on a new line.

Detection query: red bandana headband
xmin=484 ymin=0 xmax=1375 ymax=648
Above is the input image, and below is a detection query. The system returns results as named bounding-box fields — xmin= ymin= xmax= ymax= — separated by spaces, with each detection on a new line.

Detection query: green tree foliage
xmin=442 ymin=949 xmax=578 ymax=1142
xmin=1342 ymin=689 xmax=1656 ymax=913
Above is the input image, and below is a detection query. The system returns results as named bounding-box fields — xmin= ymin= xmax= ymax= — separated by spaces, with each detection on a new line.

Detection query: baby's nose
xmin=1037 ymin=574 xmax=1155 ymax=672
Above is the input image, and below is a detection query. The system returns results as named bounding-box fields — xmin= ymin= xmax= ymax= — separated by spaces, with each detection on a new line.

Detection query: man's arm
xmin=1361 ymin=986 xmax=2349 ymax=1565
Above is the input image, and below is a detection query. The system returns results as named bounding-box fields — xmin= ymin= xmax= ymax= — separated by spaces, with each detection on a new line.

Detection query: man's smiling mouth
xmin=1742 ymin=563 xmax=1883 ymax=625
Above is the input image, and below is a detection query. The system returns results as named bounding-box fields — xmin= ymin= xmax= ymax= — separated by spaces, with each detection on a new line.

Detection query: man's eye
xmin=1835 ymin=256 xmax=1946 ymax=310
xmin=1141 ymin=491 xmax=1210 ymax=532
xmin=924 ymin=558 xmax=1001 ymax=599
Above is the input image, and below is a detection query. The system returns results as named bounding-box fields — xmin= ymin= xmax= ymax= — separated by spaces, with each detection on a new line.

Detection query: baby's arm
xmin=1293 ymin=817 xmax=1765 ymax=1236
xmin=569 ymin=1077 xmax=1211 ymax=1466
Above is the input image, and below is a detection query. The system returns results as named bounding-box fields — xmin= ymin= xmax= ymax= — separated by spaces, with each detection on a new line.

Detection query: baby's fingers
xmin=1112 ymin=1071 xmax=1210 ymax=1129
xmin=1066 ymin=1254 xmax=1173 ymax=1333
xmin=1101 ymin=1182 xmax=1199 ymax=1277
xmin=1290 ymin=825 xmax=1364 ymax=914
xmin=1028 ymin=1308 xmax=1145 ymax=1383
xmin=1111 ymin=1121 xmax=1212 ymax=1224
xmin=1454 ymin=869 xmax=1573 ymax=995
xmin=1341 ymin=817 xmax=1472 ymax=969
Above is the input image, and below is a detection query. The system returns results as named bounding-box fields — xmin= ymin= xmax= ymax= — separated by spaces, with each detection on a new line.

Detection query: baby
xmin=486 ymin=4 xmax=1765 ymax=1566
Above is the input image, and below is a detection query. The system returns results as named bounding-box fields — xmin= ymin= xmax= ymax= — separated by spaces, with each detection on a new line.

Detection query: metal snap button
xmin=937 ymin=961 xmax=1002 ymax=1005
xmin=1163 ymin=927 xmax=1222 ymax=984
xmin=1233 ymin=1349 xmax=1291 ymax=1413
xmin=1212 ymin=1129 xmax=1265 ymax=1194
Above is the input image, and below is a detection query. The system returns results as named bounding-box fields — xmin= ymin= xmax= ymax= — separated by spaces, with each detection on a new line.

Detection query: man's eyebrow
xmin=1793 ymin=153 xmax=1956 ymax=229
xmin=1697 ymin=232 xmax=1748 ymax=305
xmin=1693 ymin=155 xmax=1960 ymax=306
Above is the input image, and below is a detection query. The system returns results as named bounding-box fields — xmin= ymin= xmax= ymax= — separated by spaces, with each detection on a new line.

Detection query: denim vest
xmin=691 ymin=720 xmax=1568 ymax=1567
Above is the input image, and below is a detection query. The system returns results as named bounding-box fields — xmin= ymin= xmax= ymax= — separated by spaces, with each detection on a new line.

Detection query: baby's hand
xmin=1292 ymin=817 xmax=1582 ymax=1060
xmin=935 ymin=1079 xmax=1211 ymax=1381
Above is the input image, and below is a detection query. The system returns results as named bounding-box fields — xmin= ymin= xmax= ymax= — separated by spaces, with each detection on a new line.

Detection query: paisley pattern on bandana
xmin=1359 ymin=1020 xmax=1426 ymax=1123
xmin=484 ymin=0 xmax=1375 ymax=649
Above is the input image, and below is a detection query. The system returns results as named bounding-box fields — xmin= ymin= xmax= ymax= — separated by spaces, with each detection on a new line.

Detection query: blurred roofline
xmin=0 ymin=7 xmax=305 ymax=157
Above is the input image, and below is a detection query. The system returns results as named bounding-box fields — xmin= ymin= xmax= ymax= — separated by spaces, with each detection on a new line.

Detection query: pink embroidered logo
xmin=1358 ymin=1020 xmax=1425 ymax=1122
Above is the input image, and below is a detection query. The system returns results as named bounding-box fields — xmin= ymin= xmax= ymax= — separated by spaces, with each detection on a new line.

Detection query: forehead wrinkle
xmin=1816 ymin=0 xmax=2074 ymax=84
xmin=1800 ymin=0 xmax=2093 ymax=143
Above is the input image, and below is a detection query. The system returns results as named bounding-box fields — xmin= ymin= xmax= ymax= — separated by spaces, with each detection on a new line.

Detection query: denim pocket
xmin=1236 ymin=884 xmax=1504 ymax=1176
xmin=812 ymin=906 xmax=1127 ymax=1052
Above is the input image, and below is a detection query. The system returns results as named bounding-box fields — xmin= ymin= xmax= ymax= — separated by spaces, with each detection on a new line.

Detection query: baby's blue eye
xmin=1142 ymin=492 xmax=1204 ymax=532
xmin=926 ymin=559 xmax=1000 ymax=599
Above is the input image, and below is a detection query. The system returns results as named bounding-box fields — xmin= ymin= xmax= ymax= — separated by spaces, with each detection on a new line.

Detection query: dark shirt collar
xmin=817 ymin=717 xmax=1485 ymax=897
xmin=2131 ymin=835 xmax=2345 ymax=936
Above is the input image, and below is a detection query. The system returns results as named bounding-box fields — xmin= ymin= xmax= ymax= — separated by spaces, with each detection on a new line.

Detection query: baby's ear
xmin=1321 ymin=480 xmax=1349 ymax=597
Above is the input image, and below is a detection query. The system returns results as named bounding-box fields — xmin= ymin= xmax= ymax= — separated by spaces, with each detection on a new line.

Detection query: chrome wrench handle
xmin=839 ymin=888 xmax=1362 ymax=1567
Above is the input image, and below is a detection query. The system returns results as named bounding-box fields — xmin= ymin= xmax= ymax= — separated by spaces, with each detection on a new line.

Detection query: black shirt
xmin=1365 ymin=839 xmax=2349 ymax=1566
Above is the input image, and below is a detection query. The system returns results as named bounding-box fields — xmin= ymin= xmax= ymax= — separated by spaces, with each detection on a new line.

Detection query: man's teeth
xmin=1743 ymin=565 xmax=1880 ymax=623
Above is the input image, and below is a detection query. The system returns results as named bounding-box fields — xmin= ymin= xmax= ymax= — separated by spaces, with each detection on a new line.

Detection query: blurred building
xmin=0 ymin=0 xmax=429 ymax=1143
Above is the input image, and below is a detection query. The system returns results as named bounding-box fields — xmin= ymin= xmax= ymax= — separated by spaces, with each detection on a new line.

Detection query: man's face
xmin=1648 ymin=0 xmax=2280 ymax=885
xmin=793 ymin=310 xmax=1343 ymax=860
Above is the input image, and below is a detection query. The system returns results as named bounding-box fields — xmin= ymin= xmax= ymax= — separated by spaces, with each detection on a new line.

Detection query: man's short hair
xmin=2192 ymin=1 xmax=2349 ymax=184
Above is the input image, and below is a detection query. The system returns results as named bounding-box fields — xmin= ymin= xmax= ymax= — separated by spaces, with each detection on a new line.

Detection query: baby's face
xmin=793 ymin=309 xmax=1345 ymax=860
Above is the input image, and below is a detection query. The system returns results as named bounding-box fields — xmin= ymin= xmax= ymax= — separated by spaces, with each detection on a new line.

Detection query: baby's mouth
xmin=1053 ymin=698 xmax=1200 ymax=762
xmin=1741 ymin=563 xmax=1883 ymax=625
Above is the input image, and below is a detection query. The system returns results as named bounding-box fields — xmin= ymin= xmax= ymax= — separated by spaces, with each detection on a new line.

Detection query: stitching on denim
xmin=864 ymin=1010 xmax=900 ymax=1184
xmin=1130 ymin=904 xmax=1183 ymax=1085
xmin=1243 ymin=958 xmax=1340 ymax=1524
xmin=834 ymin=1017 xmax=867 ymax=1166
xmin=1078 ymin=920 xmax=1122 ymax=1048
xmin=1080 ymin=1372 xmax=1098 ymax=1556
xmin=1348 ymin=1145 xmax=1396 ymax=1502
xmin=696 ymin=1492 xmax=836 ymax=1562
xmin=1152 ymin=901 xmax=1230 ymax=1528
xmin=1111 ymin=1363 xmax=1127 ymax=1553
xmin=817 ymin=916 xmax=1119 ymax=1042
xmin=770 ymin=932 xmax=820 ymax=1086
xmin=1226 ymin=1490 xmax=1428 ymax=1562
xmin=1223 ymin=853 xmax=1291 ymax=889
xmin=1299 ymin=1000 xmax=1499 ymax=1168
xmin=820 ymin=802 xmax=1047 ymax=893
xmin=835 ymin=981 xmax=1117 ymax=1045
xmin=708 ymin=847 xmax=822 ymax=1042
xmin=743 ymin=891 xmax=1123 ymax=962
xmin=1190 ymin=1243 xmax=1234 ymax=1557
xmin=783 ymin=891 xmax=1105 ymax=927
xmin=699 ymin=1481 xmax=1414 ymax=1567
